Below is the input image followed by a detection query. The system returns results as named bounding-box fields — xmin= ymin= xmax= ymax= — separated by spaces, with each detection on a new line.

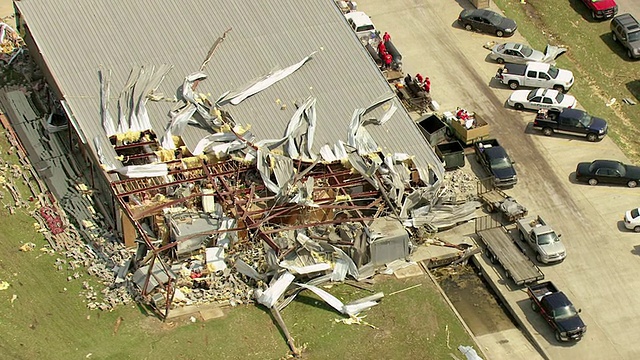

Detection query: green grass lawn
xmin=495 ymin=0 xmax=640 ymax=161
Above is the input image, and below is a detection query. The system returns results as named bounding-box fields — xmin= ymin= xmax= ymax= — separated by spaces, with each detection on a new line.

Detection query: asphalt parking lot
xmin=359 ymin=0 xmax=640 ymax=359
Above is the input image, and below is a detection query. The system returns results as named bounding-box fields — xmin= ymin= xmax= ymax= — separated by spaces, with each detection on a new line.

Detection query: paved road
xmin=359 ymin=0 xmax=640 ymax=359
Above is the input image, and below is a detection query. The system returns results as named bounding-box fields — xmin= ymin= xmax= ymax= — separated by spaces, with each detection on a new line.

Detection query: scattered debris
xmin=0 ymin=281 xmax=8 ymax=290
xmin=606 ymin=98 xmax=616 ymax=107
xmin=458 ymin=345 xmax=483 ymax=360
xmin=388 ymin=283 xmax=422 ymax=296
xmin=10 ymin=294 xmax=17 ymax=304
xmin=113 ymin=316 xmax=123 ymax=335
xmin=623 ymin=98 xmax=636 ymax=105
xmin=19 ymin=242 xmax=36 ymax=252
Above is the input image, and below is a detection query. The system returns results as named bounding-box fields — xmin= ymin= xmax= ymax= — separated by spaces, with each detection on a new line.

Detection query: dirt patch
xmin=433 ymin=265 xmax=516 ymax=337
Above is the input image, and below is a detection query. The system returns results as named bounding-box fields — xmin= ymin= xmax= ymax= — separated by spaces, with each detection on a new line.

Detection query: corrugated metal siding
xmin=15 ymin=0 xmax=444 ymax=177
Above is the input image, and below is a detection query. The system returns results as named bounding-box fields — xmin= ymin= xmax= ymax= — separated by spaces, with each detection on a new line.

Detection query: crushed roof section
xmin=16 ymin=0 xmax=443 ymax=177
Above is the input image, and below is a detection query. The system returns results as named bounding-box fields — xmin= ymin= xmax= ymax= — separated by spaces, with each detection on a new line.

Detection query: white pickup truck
xmin=495 ymin=62 xmax=574 ymax=92
xmin=516 ymin=215 xmax=566 ymax=264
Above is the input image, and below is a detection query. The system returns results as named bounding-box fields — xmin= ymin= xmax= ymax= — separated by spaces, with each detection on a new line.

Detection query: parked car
xmin=474 ymin=139 xmax=517 ymax=187
xmin=533 ymin=108 xmax=608 ymax=142
xmin=575 ymin=160 xmax=640 ymax=187
xmin=344 ymin=11 xmax=376 ymax=41
xmin=489 ymin=42 xmax=566 ymax=65
xmin=610 ymin=13 xmax=640 ymax=59
xmin=527 ymin=281 xmax=586 ymax=342
xmin=623 ymin=208 xmax=640 ymax=232
xmin=507 ymin=88 xmax=576 ymax=111
xmin=495 ymin=62 xmax=574 ymax=92
xmin=458 ymin=9 xmax=517 ymax=37
xmin=580 ymin=0 xmax=618 ymax=20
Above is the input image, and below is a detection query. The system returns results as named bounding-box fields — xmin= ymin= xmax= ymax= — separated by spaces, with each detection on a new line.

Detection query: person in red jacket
xmin=383 ymin=52 xmax=393 ymax=69
xmin=424 ymin=76 xmax=431 ymax=93
xmin=383 ymin=32 xmax=391 ymax=43
xmin=378 ymin=41 xmax=387 ymax=56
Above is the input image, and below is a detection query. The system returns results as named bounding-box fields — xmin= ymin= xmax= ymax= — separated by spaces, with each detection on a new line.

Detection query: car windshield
xmin=520 ymin=45 xmax=533 ymax=57
xmin=629 ymin=31 xmax=640 ymax=42
xmin=578 ymin=112 xmax=593 ymax=126
xmin=490 ymin=157 xmax=512 ymax=169
xmin=554 ymin=92 xmax=565 ymax=103
xmin=526 ymin=90 xmax=538 ymax=101
xmin=486 ymin=12 xmax=503 ymax=26
xmin=553 ymin=305 xmax=578 ymax=320
xmin=547 ymin=66 xmax=559 ymax=79
xmin=632 ymin=208 xmax=640 ymax=218
xmin=538 ymin=232 xmax=559 ymax=245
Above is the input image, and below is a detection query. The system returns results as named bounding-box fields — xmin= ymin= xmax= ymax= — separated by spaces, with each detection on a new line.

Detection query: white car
xmin=490 ymin=42 xmax=566 ymax=65
xmin=507 ymin=88 xmax=576 ymax=111
xmin=624 ymin=208 xmax=640 ymax=232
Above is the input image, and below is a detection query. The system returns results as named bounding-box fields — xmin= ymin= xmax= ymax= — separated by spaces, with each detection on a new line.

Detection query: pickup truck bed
xmin=528 ymin=281 xmax=559 ymax=301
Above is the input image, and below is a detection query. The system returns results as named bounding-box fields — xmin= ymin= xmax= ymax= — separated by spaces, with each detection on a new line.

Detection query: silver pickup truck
xmin=516 ymin=215 xmax=566 ymax=264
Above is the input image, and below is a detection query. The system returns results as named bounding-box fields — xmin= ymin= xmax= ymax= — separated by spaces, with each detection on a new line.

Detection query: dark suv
xmin=611 ymin=13 xmax=640 ymax=59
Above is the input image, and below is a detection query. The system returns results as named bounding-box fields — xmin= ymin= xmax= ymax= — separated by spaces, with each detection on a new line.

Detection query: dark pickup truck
xmin=533 ymin=108 xmax=608 ymax=142
xmin=527 ymin=281 xmax=587 ymax=342
xmin=474 ymin=139 xmax=517 ymax=188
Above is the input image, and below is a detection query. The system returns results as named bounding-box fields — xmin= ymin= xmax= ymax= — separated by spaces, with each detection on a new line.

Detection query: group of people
xmin=456 ymin=107 xmax=475 ymax=129
xmin=403 ymin=73 xmax=431 ymax=94
xmin=377 ymin=32 xmax=394 ymax=70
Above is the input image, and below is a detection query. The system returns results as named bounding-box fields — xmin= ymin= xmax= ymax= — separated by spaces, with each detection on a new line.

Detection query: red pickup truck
xmin=580 ymin=0 xmax=618 ymax=20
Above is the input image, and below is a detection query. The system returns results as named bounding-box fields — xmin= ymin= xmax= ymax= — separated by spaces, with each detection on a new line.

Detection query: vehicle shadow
xmin=567 ymin=0 xmax=603 ymax=24
xmin=632 ymin=245 xmax=640 ymax=256
xmin=487 ymin=76 xmax=508 ymax=89
xmin=617 ymin=220 xmax=631 ymax=233
xmin=515 ymin=298 xmax=579 ymax=347
xmin=599 ymin=33 xmax=636 ymax=61
xmin=626 ymin=80 xmax=640 ymax=102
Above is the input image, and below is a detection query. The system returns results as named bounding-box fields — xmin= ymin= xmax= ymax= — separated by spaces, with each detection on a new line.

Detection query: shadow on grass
xmin=598 ymin=33 xmax=637 ymax=61
xmin=626 ymin=80 xmax=640 ymax=102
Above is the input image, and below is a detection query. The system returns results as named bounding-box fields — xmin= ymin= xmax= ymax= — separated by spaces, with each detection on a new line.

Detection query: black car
xmin=458 ymin=9 xmax=517 ymax=37
xmin=575 ymin=159 xmax=640 ymax=187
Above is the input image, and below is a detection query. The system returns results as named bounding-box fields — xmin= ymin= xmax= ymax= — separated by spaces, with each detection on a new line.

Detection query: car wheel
xmin=536 ymin=253 xmax=543 ymax=263
xmin=553 ymin=85 xmax=565 ymax=93
xmin=508 ymin=81 xmax=519 ymax=90
xmin=591 ymin=11 xmax=597 ymax=20
xmin=519 ymin=231 xmax=525 ymax=241
xmin=496 ymin=57 xmax=505 ymax=64
xmin=628 ymin=50 xmax=634 ymax=59
xmin=496 ymin=30 xmax=504 ymax=37
xmin=531 ymin=300 xmax=539 ymax=312
xmin=628 ymin=180 xmax=637 ymax=188
xmin=465 ymin=24 xmax=473 ymax=31
xmin=514 ymin=103 xmax=524 ymax=110
xmin=588 ymin=178 xmax=598 ymax=186
xmin=634 ymin=226 xmax=640 ymax=233
xmin=555 ymin=330 xmax=563 ymax=342
xmin=586 ymin=133 xmax=598 ymax=142
xmin=542 ymin=127 xmax=553 ymax=136
xmin=612 ymin=32 xmax=617 ymax=42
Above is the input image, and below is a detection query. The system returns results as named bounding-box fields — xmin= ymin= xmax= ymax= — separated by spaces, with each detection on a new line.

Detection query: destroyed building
xmin=5 ymin=0 xmax=455 ymax=319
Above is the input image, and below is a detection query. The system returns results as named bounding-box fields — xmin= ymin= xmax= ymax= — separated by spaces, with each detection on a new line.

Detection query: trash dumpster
xmin=436 ymin=141 xmax=465 ymax=170
xmin=416 ymin=114 xmax=447 ymax=146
